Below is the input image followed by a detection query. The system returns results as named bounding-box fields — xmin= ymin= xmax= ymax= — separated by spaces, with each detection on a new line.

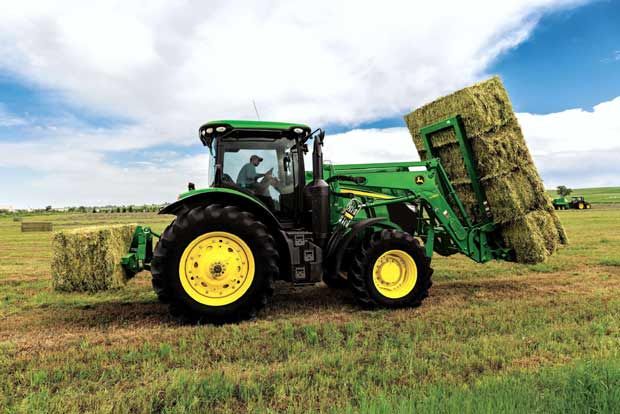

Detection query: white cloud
xmin=518 ymin=97 xmax=620 ymax=187
xmin=0 ymin=105 xmax=27 ymax=127
xmin=601 ymin=50 xmax=620 ymax=63
xmin=0 ymin=136 xmax=211 ymax=207
xmin=0 ymin=0 xmax=586 ymax=130
xmin=518 ymin=97 xmax=620 ymax=154
xmin=323 ymin=128 xmax=420 ymax=165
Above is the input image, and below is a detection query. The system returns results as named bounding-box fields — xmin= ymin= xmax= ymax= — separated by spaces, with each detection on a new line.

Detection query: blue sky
xmin=494 ymin=0 xmax=620 ymax=113
xmin=349 ymin=0 xmax=620 ymax=131
xmin=0 ymin=1 xmax=619 ymax=208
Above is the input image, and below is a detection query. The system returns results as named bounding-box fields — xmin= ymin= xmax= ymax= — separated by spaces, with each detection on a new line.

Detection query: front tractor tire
xmin=348 ymin=229 xmax=432 ymax=309
xmin=151 ymin=205 xmax=279 ymax=323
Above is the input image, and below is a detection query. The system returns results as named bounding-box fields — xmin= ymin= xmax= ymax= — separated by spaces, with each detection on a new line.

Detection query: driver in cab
xmin=236 ymin=154 xmax=280 ymax=210
xmin=237 ymin=155 xmax=270 ymax=190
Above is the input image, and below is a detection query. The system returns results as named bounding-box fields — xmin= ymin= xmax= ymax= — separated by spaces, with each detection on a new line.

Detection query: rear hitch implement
xmin=121 ymin=226 xmax=159 ymax=278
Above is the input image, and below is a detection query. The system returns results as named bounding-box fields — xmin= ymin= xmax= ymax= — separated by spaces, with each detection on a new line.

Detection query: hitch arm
xmin=120 ymin=226 xmax=158 ymax=277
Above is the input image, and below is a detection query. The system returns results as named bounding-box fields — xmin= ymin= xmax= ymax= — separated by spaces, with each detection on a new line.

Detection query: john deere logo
xmin=415 ymin=175 xmax=425 ymax=185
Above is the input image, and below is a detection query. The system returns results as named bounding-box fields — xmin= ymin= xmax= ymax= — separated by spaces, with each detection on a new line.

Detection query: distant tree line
xmin=69 ymin=205 xmax=165 ymax=213
xmin=0 ymin=203 xmax=169 ymax=217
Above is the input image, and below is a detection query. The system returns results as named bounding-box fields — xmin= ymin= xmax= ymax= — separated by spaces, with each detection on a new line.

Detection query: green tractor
xmin=122 ymin=117 xmax=514 ymax=322
xmin=552 ymin=195 xmax=591 ymax=210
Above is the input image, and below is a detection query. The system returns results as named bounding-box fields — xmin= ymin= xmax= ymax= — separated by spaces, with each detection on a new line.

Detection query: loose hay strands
xmin=404 ymin=76 xmax=567 ymax=263
xmin=51 ymin=224 xmax=137 ymax=292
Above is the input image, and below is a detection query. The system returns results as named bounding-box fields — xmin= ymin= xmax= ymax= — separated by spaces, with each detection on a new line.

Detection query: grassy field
xmin=546 ymin=186 xmax=620 ymax=204
xmin=1 ymin=207 xmax=620 ymax=413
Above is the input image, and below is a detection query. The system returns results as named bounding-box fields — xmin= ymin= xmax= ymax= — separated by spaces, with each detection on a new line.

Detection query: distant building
xmin=0 ymin=205 xmax=14 ymax=212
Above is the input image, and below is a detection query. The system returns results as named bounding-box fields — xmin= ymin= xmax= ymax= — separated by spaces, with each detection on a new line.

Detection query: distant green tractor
xmin=553 ymin=195 xmax=592 ymax=210
xmin=122 ymin=118 xmax=517 ymax=323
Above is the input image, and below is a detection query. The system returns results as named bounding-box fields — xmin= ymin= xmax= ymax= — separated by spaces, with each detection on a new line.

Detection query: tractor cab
xmin=199 ymin=120 xmax=314 ymax=221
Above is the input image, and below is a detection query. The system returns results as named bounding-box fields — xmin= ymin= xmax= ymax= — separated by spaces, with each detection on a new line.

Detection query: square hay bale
xmin=51 ymin=224 xmax=137 ymax=292
xmin=500 ymin=210 xmax=558 ymax=264
xmin=21 ymin=222 xmax=53 ymax=232
xmin=405 ymin=76 xmax=516 ymax=146
xmin=404 ymin=76 xmax=566 ymax=263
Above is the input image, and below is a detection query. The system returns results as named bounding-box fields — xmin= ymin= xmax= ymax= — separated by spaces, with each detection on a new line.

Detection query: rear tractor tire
xmin=348 ymin=229 xmax=432 ymax=308
xmin=150 ymin=204 xmax=279 ymax=323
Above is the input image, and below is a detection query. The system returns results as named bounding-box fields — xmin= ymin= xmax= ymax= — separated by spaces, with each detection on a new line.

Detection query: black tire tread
xmin=150 ymin=204 xmax=279 ymax=323
xmin=348 ymin=229 xmax=433 ymax=308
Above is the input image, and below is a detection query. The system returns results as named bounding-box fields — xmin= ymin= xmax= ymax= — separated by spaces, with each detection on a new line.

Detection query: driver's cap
xmin=250 ymin=155 xmax=263 ymax=162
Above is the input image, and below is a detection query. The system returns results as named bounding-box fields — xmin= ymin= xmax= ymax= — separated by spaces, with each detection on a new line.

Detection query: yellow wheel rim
xmin=178 ymin=231 xmax=255 ymax=306
xmin=372 ymin=249 xmax=417 ymax=299
xmin=578 ymin=203 xmax=584 ymax=209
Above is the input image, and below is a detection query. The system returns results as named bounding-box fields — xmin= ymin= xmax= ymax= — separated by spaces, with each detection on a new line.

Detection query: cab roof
xmin=204 ymin=120 xmax=310 ymax=131
xmin=199 ymin=120 xmax=311 ymax=148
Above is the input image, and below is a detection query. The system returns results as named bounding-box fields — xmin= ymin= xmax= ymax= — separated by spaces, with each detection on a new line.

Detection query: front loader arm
xmin=329 ymin=160 xmax=510 ymax=263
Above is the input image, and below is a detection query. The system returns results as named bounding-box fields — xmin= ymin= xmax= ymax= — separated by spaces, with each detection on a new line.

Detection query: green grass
xmin=546 ymin=186 xmax=620 ymax=204
xmin=346 ymin=359 xmax=620 ymax=413
xmin=599 ymin=258 xmax=620 ymax=267
xmin=1 ymin=209 xmax=620 ymax=413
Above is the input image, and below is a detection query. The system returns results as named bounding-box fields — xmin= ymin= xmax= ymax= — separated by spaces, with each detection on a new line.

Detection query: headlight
xmin=215 ymin=126 xmax=226 ymax=133
xmin=293 ymin=127 xmax=304 ymax=134
xmin=206 ymin=127 xmax=213 ymax=134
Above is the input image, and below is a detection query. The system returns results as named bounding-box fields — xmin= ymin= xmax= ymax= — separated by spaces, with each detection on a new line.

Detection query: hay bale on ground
xmin=51 ymin=224 xmax=137 ymax=292
xmin=21 ymin=222 xmax=53 ymax=232
xmin=404 ymin=76 xmax=566 ymax=263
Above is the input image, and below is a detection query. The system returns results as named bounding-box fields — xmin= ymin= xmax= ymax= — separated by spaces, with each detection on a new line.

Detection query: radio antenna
xmin=252 ymin=99 xmax=261 ymax=120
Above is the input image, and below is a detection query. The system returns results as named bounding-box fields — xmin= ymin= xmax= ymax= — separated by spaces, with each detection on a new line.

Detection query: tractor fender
xmin=328 ymin=218 xmax=388 ymax=275
xmin=159 ymin=188 xmax=289 ymax=277
xmin=160 ymin=187 xmax=281 ymax=229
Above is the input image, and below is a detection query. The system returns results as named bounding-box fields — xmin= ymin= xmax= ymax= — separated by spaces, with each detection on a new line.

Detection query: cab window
xmin=220 ymin=138 xmax=298 ymax=213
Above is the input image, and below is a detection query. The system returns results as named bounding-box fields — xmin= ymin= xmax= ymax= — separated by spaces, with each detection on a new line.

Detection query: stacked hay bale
xmin=51 ymin=224 xmax=137 ymax=292
xmin=404 ymin=76 xmax=567 ymax=263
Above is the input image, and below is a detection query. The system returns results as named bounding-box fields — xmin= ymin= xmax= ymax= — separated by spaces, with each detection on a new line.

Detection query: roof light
xmin=206 ymin=127 xmax=213 ymax=134
xmin=293 ymin=127 xmax=304 ymax=134
xmin=215 ymin=126 xmax=226 ymax=133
